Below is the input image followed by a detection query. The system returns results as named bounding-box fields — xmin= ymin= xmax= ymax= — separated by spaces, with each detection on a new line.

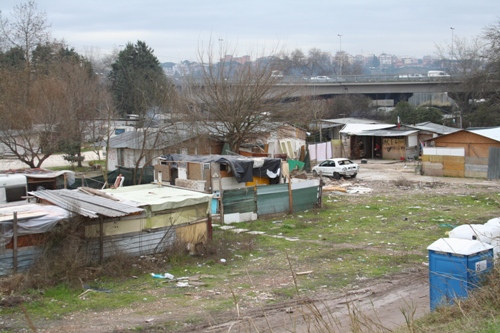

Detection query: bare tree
xmin=128 ymin=85 xmax=181 ymax=185
xmin=0 ymin=65 xmax=63 ymax=167
xmin=292 ymin=97 xmax=329 ymax=141
xmin=54 ymin=53 xmax=103 ymax=167
xmin=307 ymin=48 xmax=333 ymax=76
xmin=481 ymin=20 xmax=500 ymax=114
xmin=0 ymin=1 xmax=50 ymax=70
xmin=322 ymin=94 xmax=373 ymax=119
xmin=182 ymin=40 xmax=302 ymax=153
xmin=0 ymin=41 xmax=103 ymax=168
xmin=94 ymin=90 xmax=119 ymax=187
xmin=436 ymin=30 xmax=495 ymax=126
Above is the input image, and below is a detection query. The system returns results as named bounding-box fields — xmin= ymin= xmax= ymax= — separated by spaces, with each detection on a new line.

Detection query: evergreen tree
xmin=109 ymin=40 xmax=169 ymax=117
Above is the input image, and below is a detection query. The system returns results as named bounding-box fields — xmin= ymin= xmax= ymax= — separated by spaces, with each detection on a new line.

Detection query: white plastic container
xmin=449 ymin=224 xmax=500 ymax=258
xmin=485 ymin=217 xmax=500 ymax=229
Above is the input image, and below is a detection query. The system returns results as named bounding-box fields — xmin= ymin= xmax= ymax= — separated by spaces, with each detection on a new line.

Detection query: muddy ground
xmin=1 ymin=159 xmax=499 ymax=333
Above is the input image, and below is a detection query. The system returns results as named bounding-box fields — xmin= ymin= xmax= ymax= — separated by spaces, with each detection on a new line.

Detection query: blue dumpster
xmin=427 ymin=238 xmax=494 ymax=311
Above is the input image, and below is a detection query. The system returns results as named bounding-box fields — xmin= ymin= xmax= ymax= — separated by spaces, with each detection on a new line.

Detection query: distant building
xmin=378 ymin=53 xmax=393 ymax=67
xmin=222 ymin=55 xmax=251 ymax=64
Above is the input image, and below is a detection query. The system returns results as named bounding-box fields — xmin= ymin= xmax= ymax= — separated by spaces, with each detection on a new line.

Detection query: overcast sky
xmin=1 ymin=1 xmax=499 ymax=63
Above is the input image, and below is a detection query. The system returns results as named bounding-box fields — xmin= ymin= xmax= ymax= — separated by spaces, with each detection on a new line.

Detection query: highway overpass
xmin=279 ymin=75 xmax=461 ymax=103
xmin=182 ymin=74 xmax=462 ymax=105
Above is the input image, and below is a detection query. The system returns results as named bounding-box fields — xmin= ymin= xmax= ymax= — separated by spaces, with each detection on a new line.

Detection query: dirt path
xmin=0 ymin=151 xmax=101 ymax=171
xmin=193 ymin=269 xmax=429 ymax=333
xmin=15 ymin=269 xmax=427 ymax=333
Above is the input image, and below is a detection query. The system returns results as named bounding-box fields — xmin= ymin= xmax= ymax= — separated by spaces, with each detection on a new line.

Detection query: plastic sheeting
xmin=160 ymin=154 xmax=282 ymax=183
xmin=0 ymin=203 xmax=70 ymax=247
xmin=103 ymin=184 xmax=213 ymax=213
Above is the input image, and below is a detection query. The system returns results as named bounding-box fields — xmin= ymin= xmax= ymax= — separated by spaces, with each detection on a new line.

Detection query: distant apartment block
xmin=378 ymin=53 xmax=393 ymax=66
xmin=222 ymin=55 xmax=251 ymax=64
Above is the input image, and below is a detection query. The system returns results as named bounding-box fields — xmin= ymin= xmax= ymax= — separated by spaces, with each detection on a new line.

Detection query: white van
xmin=427 ymin=70 xmax=451 ymax=78
xmin=271 ymin=70 xmax=283 ymax=78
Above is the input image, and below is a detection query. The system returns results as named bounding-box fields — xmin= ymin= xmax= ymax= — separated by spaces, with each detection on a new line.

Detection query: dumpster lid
xmin=427 ymin=238 xmax=493 ymax=255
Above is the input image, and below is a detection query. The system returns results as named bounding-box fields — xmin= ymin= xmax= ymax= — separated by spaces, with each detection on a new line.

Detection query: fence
xmin=221 ymin=179 xmax=321 ymax=223
xmin=421 ymin=147 xmax=499 ymax=179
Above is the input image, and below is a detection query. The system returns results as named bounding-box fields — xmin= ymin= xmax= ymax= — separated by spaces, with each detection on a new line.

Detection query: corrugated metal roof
xmin=323 ymin=118 xmax=384 ymax=125
xmin=361 ymin=129 xmax=419 ymax=137
xmin=468 ymin=127 xmax=500 ymax=142
xmin=29 ymin=189 xmax=144 ymax=218
xmin=412 ymin=122 xmax=460 ymax=135
xmin=340 ymin=124 xmax=395 ymax=135
xmin=107 ymin=123 xmax=200 ymax=150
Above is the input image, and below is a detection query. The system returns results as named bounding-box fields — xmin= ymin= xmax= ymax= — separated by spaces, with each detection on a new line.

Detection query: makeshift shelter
xmin=0 ymin=170 xmax=76 ymax=204
xmin=155 ymin=154 xmax=320 ymax=223
xmin=0 ymin=202 xmax=70 ymax=276
xmin=0 ymin=183 xmax=212 ymax=277
xmin=156 ymin=154 xmax=283 ymax=192
xmin=104 ymin=123 xmax=222 ymax=171
xmin=102 ymin=184 xmax=213 ymax=252
xmin=422 ymin=127 xmax=500 ymax=179
xmin=340 ymin=123 xmax=411 ymax=160
xmin=339 ymin=122 xmax=459 ymax=161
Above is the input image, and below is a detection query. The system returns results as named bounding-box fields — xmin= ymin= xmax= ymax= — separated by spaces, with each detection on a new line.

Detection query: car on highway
xmin=310 ymin=75 xmax=331 ymax=82
xmin=427 ymin=70 xmax=451 ymax=78
xmin=397 ymin=74 xmax=425 ymax=80
xmin=271 ymin=70 xmax=284 ymax=78
xmin=312 ymin=158 xmax=359 ymax=179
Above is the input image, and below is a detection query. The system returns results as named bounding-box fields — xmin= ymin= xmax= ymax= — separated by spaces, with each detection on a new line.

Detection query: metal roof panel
xmin=29 ymin=189 xmax=144 ymax=218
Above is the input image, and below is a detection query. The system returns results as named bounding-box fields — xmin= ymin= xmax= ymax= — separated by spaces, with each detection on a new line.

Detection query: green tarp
xmin=70 ymin=166 xmax=154 ymax=189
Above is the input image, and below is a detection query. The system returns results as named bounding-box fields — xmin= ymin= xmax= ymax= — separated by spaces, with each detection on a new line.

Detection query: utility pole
xmin=450 ymin=27 xmax=455 ymax=61
xmin=338 ymin=34 xmax=343 ymax=77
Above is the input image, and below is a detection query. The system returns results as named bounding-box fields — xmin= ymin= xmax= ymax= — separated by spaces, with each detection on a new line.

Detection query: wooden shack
xmin=422 ymin=128 xmax=500 ymax=178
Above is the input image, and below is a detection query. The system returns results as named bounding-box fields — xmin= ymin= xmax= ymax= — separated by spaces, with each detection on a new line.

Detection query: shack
xmin=0 ymin=170 xmax=75 ymax=204
xmin=6 ymin=184 xmax=212 ymax=276
xmin=155 ymin=154 xmax=283 ymax=192
xmin=0 ymin=202 xmax=70 ymax=276
xmin=102 ymin=184 xmax=213 ymax=252
xmin=422 ymin=127 xmax=500 ymax=179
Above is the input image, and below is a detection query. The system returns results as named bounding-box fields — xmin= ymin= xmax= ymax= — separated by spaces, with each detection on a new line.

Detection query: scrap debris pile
xmin=319 ymin=177 xmax=372 ymax=194
xmin=151 ymin=273 xmax=214 ymax=288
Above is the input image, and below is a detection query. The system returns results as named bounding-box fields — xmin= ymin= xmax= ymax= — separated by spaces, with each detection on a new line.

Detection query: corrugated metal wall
xmin=487 ymin=147 xmax=500 ymax=179
xmin=84 ymin=222 xmax=206 ymax=258
xmin=222 ymin=188 xmax=256 ymax=214
xmin=221 ymin=182 xmax=320 ymax=218
xmin=0 ymin=221 xmax=207 ymax=276
xmin=292 ymin=186 xmax=320 ymax=212
xmin=0 ymin=246 xmax=43 ymax=276
xmin=85 ymin=228 xmax=176 ymax=258
xmin=257 ymin=184 xmax=290 ymax=215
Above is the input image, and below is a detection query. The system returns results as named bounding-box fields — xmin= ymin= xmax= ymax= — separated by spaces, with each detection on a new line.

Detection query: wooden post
xmin=99 ymin=217 xmax=104 ymax=264
xmin=206 ymin=214 xmax=212 ymax=241
xmin=318 ymin=184 xmax=323 ymax=208
xmin=254 ymin=183 xmax=258 ymax=217
xmin=13 ymin=212 xmax=18 ymax=274
xmin=218 ymin=177 xmax=224 ymax=224
xmin=288 ymin=175 xmax=293 ymax=214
